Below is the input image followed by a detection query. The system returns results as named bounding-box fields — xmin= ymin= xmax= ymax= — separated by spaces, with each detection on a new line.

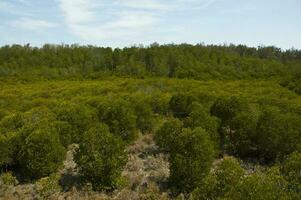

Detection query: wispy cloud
xmin=9 ymin=17 xmax=57 ymax=31
xmin=58 ymin=0 xmax=217 ymax=42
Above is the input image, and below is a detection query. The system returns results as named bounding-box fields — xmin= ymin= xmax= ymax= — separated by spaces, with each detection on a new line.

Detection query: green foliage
xmin=223 ymin=167 xmax=297 ymax=200
xmin=169 ymin=93 xmax=197 ymax=118
xmin=100 ymin=98 xmax=137 ymax=142
xmin=169 ymin=127 xmax=216 ymax=193
xmin=282 ymin=151 xmax=301 ymax=192
xmin=210 ymin=96 xmax=247 ymax=123
xmin=35 ymin=173 xmax=61 ymax=199
xmin=53 ymin=121 xmax=72 ymax=147
xmin=256 ymin=107 xmax=301 ymax=161
xmin=150 ymin=91 xmax=170 ymax=115
xmin=0 ymin=112 xmax=25 ymax=133
xmin=0 ymin=132 xmax=16 ymax=167
xmin=155 ymin=118 xmax=183 ymax=152
xmin=184 ymin=102 xmax=220 ymax=145
xmin=74 ymin=124 xmax=127 ymax=190
xmin=0 ymin=172 xmax=18 ymax=186
xmin=130 ymin=94 xmax=155 ymax=133
xmin=0 ymin=44 xmax=299 ymax=80
xmin=17 ymin=124 xmax=65 ymax=180
xmin=191 ymin=156 xmax=245 ymax=200
xmin=53 ymin=101 xmax=97 ymax=142
xmin=225 ymin=106 xmax=260 ymax=157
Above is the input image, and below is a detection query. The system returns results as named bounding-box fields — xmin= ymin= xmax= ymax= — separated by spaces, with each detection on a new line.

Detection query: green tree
xmin=74 ymin=124 xmax=127 ymax=190
xmin=130 ymin=94 xmax=155 ymax=133
xmin=210 ymin=96 xmax=247 ymax=123
xmin=256 ymin=107 xmax=301 ymax=161
xmin=17 ymin=124 xmax=65 ymax=180
xmin=226 ymin=107 xmax=260 ymax=158
xmin=0 ymin=132 xmax=16 ymax=169
xmin=169 ymin=127 xmax=216 ymax=193
xmin=169 ymin=93 xmax=197 ymax=118
xmin=210 ymin=96 xmax=249 ymax=151
xmin=223 ymin=167 xmax=296 ymax=200
xmin=53 ymin=101 xmax=97 ymax=142
xmin=191 ymin=156 xmax=245 ymax=200
xmin=184 ymin=102 xmax=220 ymax=147
xmin=155 ymin=118 xmax=183 ymax=152
xmin=101 ymin=99 xmax=137 ymax=142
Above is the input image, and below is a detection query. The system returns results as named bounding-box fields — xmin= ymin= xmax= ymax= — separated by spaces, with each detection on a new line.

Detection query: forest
xmin=0 ymin=43 xmax=300 ymax=199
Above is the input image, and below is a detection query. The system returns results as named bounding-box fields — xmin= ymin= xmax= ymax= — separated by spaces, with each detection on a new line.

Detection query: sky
xmin=0 ymin=0 xmax=300 ymax=49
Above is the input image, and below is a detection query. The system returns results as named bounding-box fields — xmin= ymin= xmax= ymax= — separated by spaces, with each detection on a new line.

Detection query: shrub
xmin=169 ymin=93 xmax=197 ymax=118
xmin=35 ymin=173 xmax=61 ymax=199
xmin=101 ymin=98 xmax=137 ymax=142
xmin=256 ymin=107 xmax=301 ymax=161
xmin=150 ymin=91 xmax=170 ymax=115
xmin=226 ymin=107 xmax=260 ymax=158
xmin=210 ymin=96 xmax=250 ymax=152
xmin=130 ymin=95 xmax=155 ymax=133
xmin=53 ymin=101 xmax=97 ymax=142
xmin=0 ymin=109 xmax=7 ymax=121
xmin=223 ymin=167 xmax=296 ymax=200
xmin=282 ymin=151 xmax=301 ymax=192
xmin=23 ymin=106 xmax=56 ymax=125
xmin=191 ymin=156 xmax=245 ymax=200
xmin=184 ymin=102 xmax=220 ymax=147
xmin=155 ymin=118 xmax=183 ymax=152
xmin=74 ymin=124 xmax=127 ymax=190
xmin=169 ymin=127 xmax=216 ymax=193
xmin=17 ymin=124 xmax=65 ymax=180
xmin=0 ymin=172 xmax=18 ymax=186
xmin=210 ymin=96 xmax=247 ymax=123
xmin=53 ymin=121 xmax=72 ymax=147
xmin=0 ymin=132 xmax=17 ymax=168
xmin=0 ymin=112 xmax=25 ymax=133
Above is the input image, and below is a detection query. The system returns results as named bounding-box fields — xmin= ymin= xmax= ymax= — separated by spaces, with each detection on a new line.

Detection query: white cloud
xmin=10 ymin=17 xmax=57 ymax=31
xmin=58 ymin=0 xmax=217 ymax=43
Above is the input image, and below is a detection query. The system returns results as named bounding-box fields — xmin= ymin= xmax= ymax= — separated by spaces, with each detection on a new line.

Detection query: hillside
xmin=0 ymin=45 xmax=300 ymax=199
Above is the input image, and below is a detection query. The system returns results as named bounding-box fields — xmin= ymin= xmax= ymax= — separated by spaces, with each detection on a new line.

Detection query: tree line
xmin=0 ymin=44 xmax=300 ymax=83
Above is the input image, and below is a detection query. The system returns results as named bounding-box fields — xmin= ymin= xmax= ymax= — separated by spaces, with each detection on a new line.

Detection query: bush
xmin=0 ymin=112 xmax=25 ymax=133
xmin=130 ymin=95 xmax=155 ymax=133
xmin=53 ymin=101 xmax=97 ymax=143
xmin=256 ymin=107 xmax=301 ymax=161
xmin=150 ymin=91 xmax=170 ymax=115
xmin=210 ymin=96 xmax=247 ymax=123
xmin=17 ymin=124 xmax=65 ymax=180
xmin=155 ymin=118 xmax=183 ymax=152
xmin=169 ymin=93 xmax=197 ymax=118
xmin=184 ymin=102 xmax=220 ymax=147
xmin=53 ymin=121 xmax=72 ymax=147
xmin=0 ymin=132 xmax=17 ymax=168
xmin=35 ymin=173 xmax=61 ymax=199
xmin=191 ymin=156 xmax=245 ymax=200
xmin=282 ymin=151 xmax=301 ymax=192
xmin=74 ymin=124 xmax=127 ymax=190
xmin=225 ymin=107 xmax=260 ymax=157
xmin=169 ymin=127 xmax=216 ymax=193
xmin=223 ymin=167 xmax=296 ymax=200
xmin=0 ymin=172 xmax=18 ymax=186
xmin=0 ymin=109 xmax=7 ymax=121
xmin=101 ymin=98 xmax=137 ymax=142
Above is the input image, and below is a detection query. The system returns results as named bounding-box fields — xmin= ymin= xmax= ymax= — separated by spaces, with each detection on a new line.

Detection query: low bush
xmin=169 ymin=127 xmax=216 ymax=193
xmin=74 ymin=124 xmax=127 ymax=190
xmin=17 ymin=124 xmax=65 ymax=180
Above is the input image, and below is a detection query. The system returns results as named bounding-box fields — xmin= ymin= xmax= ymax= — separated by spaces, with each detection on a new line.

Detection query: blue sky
xmin=0 ymin=0 xmax=300 ymax=49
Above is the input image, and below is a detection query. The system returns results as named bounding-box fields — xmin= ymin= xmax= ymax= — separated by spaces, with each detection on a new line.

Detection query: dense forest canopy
xmin=0 ymin=44 xmax=300 ymax=80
